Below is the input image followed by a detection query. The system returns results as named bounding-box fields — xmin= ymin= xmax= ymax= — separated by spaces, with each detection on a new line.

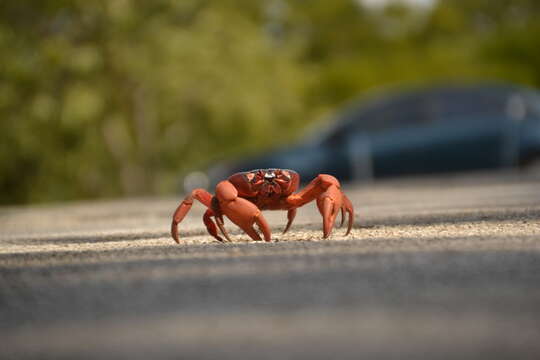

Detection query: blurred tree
xmin=0 ymin=0 xmax=310 ymax=203
xmin=1 ymin=0 xmax=539 ymax=204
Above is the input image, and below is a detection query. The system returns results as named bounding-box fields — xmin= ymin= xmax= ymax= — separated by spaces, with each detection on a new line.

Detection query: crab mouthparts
xmin=263 ymin=183 xmax=281 ymax=196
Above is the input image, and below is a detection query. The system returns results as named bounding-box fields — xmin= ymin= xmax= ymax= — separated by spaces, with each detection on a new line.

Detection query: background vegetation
xmin=1 ymin=0 xmax=539 ymax=204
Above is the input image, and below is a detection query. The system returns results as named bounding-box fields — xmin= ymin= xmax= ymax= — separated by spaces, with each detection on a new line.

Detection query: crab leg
xmin=283 ymin=208 xmax=297 ymax=234
xmin=342 ymin=194 xmax=354 ymax=235
xmin=203 ymin=209 xmax=228 ymax=242
xmin=214 ymin=215 xmax=232 ymax=242
xmin=171 ymin=189 xmax=214 ymax=243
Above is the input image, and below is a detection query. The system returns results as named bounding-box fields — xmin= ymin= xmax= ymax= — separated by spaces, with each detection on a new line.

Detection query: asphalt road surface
xmin=1 ymin=171 xmax=540 ymax=359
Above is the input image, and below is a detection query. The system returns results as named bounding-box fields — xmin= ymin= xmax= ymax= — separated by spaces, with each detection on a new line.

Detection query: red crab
xmin=171 ymin=169 xmax=354 ymax=243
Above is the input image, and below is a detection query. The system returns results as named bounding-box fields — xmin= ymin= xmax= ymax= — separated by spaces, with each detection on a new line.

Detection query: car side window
xmin=322 ymin=95 xmax=431 ymax=146
xmin=350 ymin=95 xmax=431 ymax=133
xmin=430 ymin=89 xmax=509 ymax=121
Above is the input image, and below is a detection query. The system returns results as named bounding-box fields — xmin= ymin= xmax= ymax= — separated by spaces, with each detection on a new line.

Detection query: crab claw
xmin=316 ymin=184 xmax=343 ymax=238
xmin=317 ymin=189 xmax=354 ymax=238
xmin=215 ymin=180 xmax=272 ymax=242
xmin=288 ymin=174 xmax=354 ymax=239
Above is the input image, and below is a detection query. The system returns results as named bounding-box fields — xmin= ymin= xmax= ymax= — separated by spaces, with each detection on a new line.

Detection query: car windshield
xmin=305 ymin=121 xmax=337 ymax=147
xmin=306 ymin=110 xmax=364 ymax=147
xmin=302 ymin=101 xmax=366 ymax=146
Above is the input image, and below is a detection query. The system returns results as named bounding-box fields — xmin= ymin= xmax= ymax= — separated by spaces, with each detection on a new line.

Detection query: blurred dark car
xmin=205 ymin=83 xmax=540 ymax=187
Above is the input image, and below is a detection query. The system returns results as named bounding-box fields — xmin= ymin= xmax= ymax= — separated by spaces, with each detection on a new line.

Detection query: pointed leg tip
xmin=171 ymin=222 xmax=180 ymax=243
xmin=339 ymin=208 xmax=345 ymax=227
xmin=172 ymin=235 xmax=183 ymax=244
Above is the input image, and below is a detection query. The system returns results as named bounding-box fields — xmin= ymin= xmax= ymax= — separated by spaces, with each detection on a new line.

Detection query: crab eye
xmin=281 ymin=170 xmax=291 ymax=180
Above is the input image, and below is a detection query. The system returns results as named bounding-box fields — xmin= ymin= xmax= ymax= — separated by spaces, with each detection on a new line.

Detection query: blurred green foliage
xmin=1 ymin=0 xmax=539 ymax=204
